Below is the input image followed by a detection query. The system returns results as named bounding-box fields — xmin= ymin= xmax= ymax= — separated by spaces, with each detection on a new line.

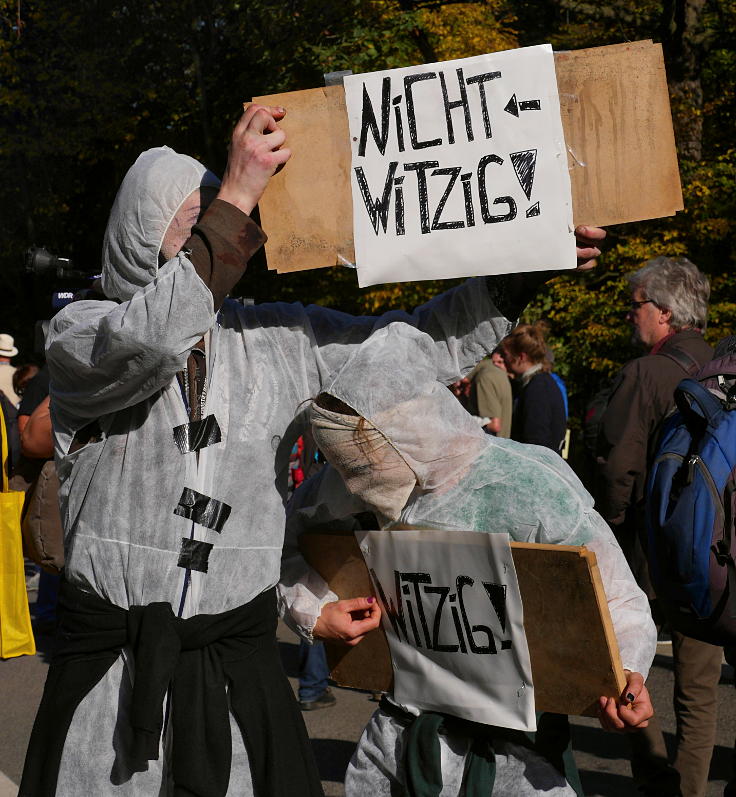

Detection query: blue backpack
xmin=646 ymin=357 xmax=736 ymax=645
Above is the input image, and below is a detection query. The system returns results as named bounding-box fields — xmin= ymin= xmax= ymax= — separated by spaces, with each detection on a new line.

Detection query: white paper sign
xmin=344 ymin=44 xmax=575 ymax=287
xmin=357 ymin=529 xmax=535 ymax=731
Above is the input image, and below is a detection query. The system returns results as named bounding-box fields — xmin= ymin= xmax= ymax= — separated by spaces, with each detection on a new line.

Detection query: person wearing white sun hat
xmin=0 ymin=333 xmax=19 ymax=405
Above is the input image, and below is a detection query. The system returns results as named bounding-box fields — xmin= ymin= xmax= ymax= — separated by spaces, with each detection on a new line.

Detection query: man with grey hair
xmin=596 ymin=255 xmax=719 ymax=797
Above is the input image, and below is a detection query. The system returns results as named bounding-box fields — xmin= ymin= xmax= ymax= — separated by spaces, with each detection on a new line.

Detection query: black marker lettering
xmin=424 ymin=585 xmax=459 ymax=653
xmin=430 ymin=167 xmax=464 ymax=231
xmin=370 ymin=567 xmax=408 ymax=642
xmin=482 ymin=582 xmax=508 ymax=632
xmin=485 ymin=196 xmax=517 ymax=223
xmin=394 ymin=182 xmax=405 ymax=235
xmin=358 ymin=78 xmax=391 ymax=157
xmin=460 ymin=172 xmax=475 ymax=227
xmin=477 ymin=155 xmax=517 ymax=224
xmin=448 ymin=593 xmax=468 ymax=654
xmin=354 ymin=161 xmax=398 ymax=235
xmin=439 ymin=68 xmax=473 ymax=144
xmin=403 ymin=590 xmax=422 ymax=647
xmin=401 ymin=572 xmax=433 ymax=648
xmin=466 ymin=71 xmax=502 ymax=138
xmin=404 ymin=161 xmax=440 ymax=234
xmin=477 ymin=154 xmax=503 ymax=223
xmin=404 ymin=73 xmax=442 ymax=150
xmin=392 ymin=96 xmax=405 ymax=152
xmin=457 ymin=575 xmax=496 ymax=654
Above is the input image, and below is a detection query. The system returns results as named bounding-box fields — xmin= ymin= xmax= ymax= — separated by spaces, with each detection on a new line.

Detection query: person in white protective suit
xmin=20 ymin=101 xmax=605 ymax=797
xmin=278 ymin=323 xmax=658 ymax=797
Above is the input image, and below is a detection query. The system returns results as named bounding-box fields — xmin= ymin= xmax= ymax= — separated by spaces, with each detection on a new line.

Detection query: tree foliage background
xmin=1 ymin=0 xmax=734 ymax=426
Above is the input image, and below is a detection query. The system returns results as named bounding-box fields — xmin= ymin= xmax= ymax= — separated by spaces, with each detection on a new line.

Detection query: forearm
xmin=279 ymin=467 xmax=363 ymax=639
xmin=277 ymin=555 xmax=338 ymax=641
xmin=186 ymin=199 xmax=267 ymax=311
xmin=403 ymin=276 xmax=517 ymax=383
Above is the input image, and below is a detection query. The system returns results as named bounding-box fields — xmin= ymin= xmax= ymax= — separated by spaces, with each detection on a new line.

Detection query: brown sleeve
xmin=184 ymin=198 xmax=267 ymax=311
xmin=485 ymin=270 xmax=553 ymax=322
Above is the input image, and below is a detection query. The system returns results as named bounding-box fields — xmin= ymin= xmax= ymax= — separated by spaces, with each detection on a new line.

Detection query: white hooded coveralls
xmin=280 ymin=324 xmax=657 ymax=797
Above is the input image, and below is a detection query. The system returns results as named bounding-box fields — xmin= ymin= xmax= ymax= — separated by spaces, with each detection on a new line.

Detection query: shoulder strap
xmin=656 ymin=345 xmax=702 ymax=376
xmin=674 ymin=378 xmax=724 ymax=434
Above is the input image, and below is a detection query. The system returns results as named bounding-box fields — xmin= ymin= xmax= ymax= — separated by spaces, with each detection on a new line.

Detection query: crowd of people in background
xmin=450 ymin=321 xmax=568 ymax=456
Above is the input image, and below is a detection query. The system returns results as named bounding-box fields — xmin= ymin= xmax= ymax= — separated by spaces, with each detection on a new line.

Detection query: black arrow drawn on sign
xmin=504 ymin=95 xmax=542 ymax=116
xmin=510 ymin=149 xmax=537 ymax=200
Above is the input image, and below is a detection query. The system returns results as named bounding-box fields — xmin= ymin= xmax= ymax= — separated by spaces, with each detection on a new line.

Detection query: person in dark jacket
xmin=595 ymin=255 xmax=717 ymax=797
xmin=500 ymin=324 xmax=566 ymax=453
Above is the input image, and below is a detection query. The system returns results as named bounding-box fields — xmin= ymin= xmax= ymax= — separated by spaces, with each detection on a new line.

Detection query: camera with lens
xmin=25 ymin=246 xmax=90 ymax=279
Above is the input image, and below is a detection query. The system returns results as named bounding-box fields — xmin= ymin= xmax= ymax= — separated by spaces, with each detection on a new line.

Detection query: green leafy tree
xmin=0 ymin=0 xmax=513 ymax=353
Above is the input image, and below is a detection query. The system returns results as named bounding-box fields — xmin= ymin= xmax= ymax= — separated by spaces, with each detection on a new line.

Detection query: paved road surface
xmin=2 ymin=597 xmax=734 ymax=796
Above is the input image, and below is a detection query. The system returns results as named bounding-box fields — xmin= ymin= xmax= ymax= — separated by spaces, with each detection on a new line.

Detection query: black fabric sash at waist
xmin=19 ymin=580 xmax=324 ymax=797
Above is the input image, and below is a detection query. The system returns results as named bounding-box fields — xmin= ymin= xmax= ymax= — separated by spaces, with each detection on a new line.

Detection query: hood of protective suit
xmin=101 ymin=146 xmax=221 ymax=302
xmin=311 ymin=323 xmax=488 ymax=520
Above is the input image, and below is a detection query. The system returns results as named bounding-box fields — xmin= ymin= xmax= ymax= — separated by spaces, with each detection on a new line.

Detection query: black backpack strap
xmin=720 ymin=481 xmax=736 ymax=621
xmin=673 ymin=378 xmax=724 ymax=441
xmin=656 ymin=345 xmax=703 ymax=376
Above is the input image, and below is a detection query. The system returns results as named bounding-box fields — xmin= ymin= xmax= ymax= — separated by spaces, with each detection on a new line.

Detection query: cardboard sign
xmin=299 ymin=532 xmax=627 ymax=717
xmin=254 ymin=40 xmax=682 ymax=277
xmin=344 ymin=45 xmax=575 ymax=287
xmin=357 ymin=529 xmax=535 ymax=729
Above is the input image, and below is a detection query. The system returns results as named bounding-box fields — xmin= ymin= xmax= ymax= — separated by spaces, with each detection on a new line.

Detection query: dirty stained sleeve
xmin=186 ymin=198 xmax=267 ymax=311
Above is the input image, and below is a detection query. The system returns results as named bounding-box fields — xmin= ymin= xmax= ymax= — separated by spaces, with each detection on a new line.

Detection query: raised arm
xmin=47 ymin=106 xmax=290 ymax=433
xmin=304 ymin=226 xmax=606 ymax=391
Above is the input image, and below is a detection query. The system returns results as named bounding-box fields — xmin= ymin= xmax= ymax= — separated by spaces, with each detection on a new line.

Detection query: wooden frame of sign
xmin=300 ymin=531 xmax=627 ymax=717
xmin=254 ymin=39 xmax=682 ymax=273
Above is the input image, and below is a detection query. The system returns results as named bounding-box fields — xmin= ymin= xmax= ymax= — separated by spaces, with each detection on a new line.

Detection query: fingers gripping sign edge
xmin=218 ymin=105 xmax=291 ymax=215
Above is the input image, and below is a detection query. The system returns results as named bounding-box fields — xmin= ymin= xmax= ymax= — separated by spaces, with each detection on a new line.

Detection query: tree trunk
xmin=661 ymin=0 xmax=707 ymax=162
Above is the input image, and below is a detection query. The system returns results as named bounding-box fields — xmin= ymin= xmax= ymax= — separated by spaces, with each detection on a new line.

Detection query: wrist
xmin=215 ymin=187 xmax=257 ymax=216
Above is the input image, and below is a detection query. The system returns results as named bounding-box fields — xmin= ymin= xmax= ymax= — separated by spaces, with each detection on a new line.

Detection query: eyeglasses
xmin=629 ymin=299 xmax=656 ymax=311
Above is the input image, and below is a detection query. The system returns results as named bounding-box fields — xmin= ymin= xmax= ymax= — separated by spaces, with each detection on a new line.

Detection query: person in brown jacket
xmin=596 ymin=255 xmax=719 ymax=797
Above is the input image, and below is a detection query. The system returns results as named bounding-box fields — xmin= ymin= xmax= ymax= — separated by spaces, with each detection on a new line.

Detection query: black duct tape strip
xmin=173 ymin=415 xmax=222 ymax=454
xmin=174 ymin=487 xmax=232 ymax=533
xmin=177 ymin=538 xmax=213 ymax=573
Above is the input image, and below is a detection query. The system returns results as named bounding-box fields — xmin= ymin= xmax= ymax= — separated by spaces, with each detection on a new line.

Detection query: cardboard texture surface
xmin=255 ymin=85 xmax=355 ymax=272
xmin=254 ymin=40 xmax=681 ymax=274
xmin=301 ymin=529 xmax=393 ymax=693
xmin=300 ymin=532 xmax=626 ymax=717
xmin=556 ymin=41 xmax=683 ymax=227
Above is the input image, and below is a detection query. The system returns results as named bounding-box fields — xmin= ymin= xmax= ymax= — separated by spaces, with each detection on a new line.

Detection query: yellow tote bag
xmin=0 ymin=406 xmax=36 ymax=658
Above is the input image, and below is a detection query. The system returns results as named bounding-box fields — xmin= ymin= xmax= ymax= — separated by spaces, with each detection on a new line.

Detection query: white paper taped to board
xmin=344 ymin=44 xmax=576 ymax=288
xmin=357 ymin=529 xmax=535 ymax=731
